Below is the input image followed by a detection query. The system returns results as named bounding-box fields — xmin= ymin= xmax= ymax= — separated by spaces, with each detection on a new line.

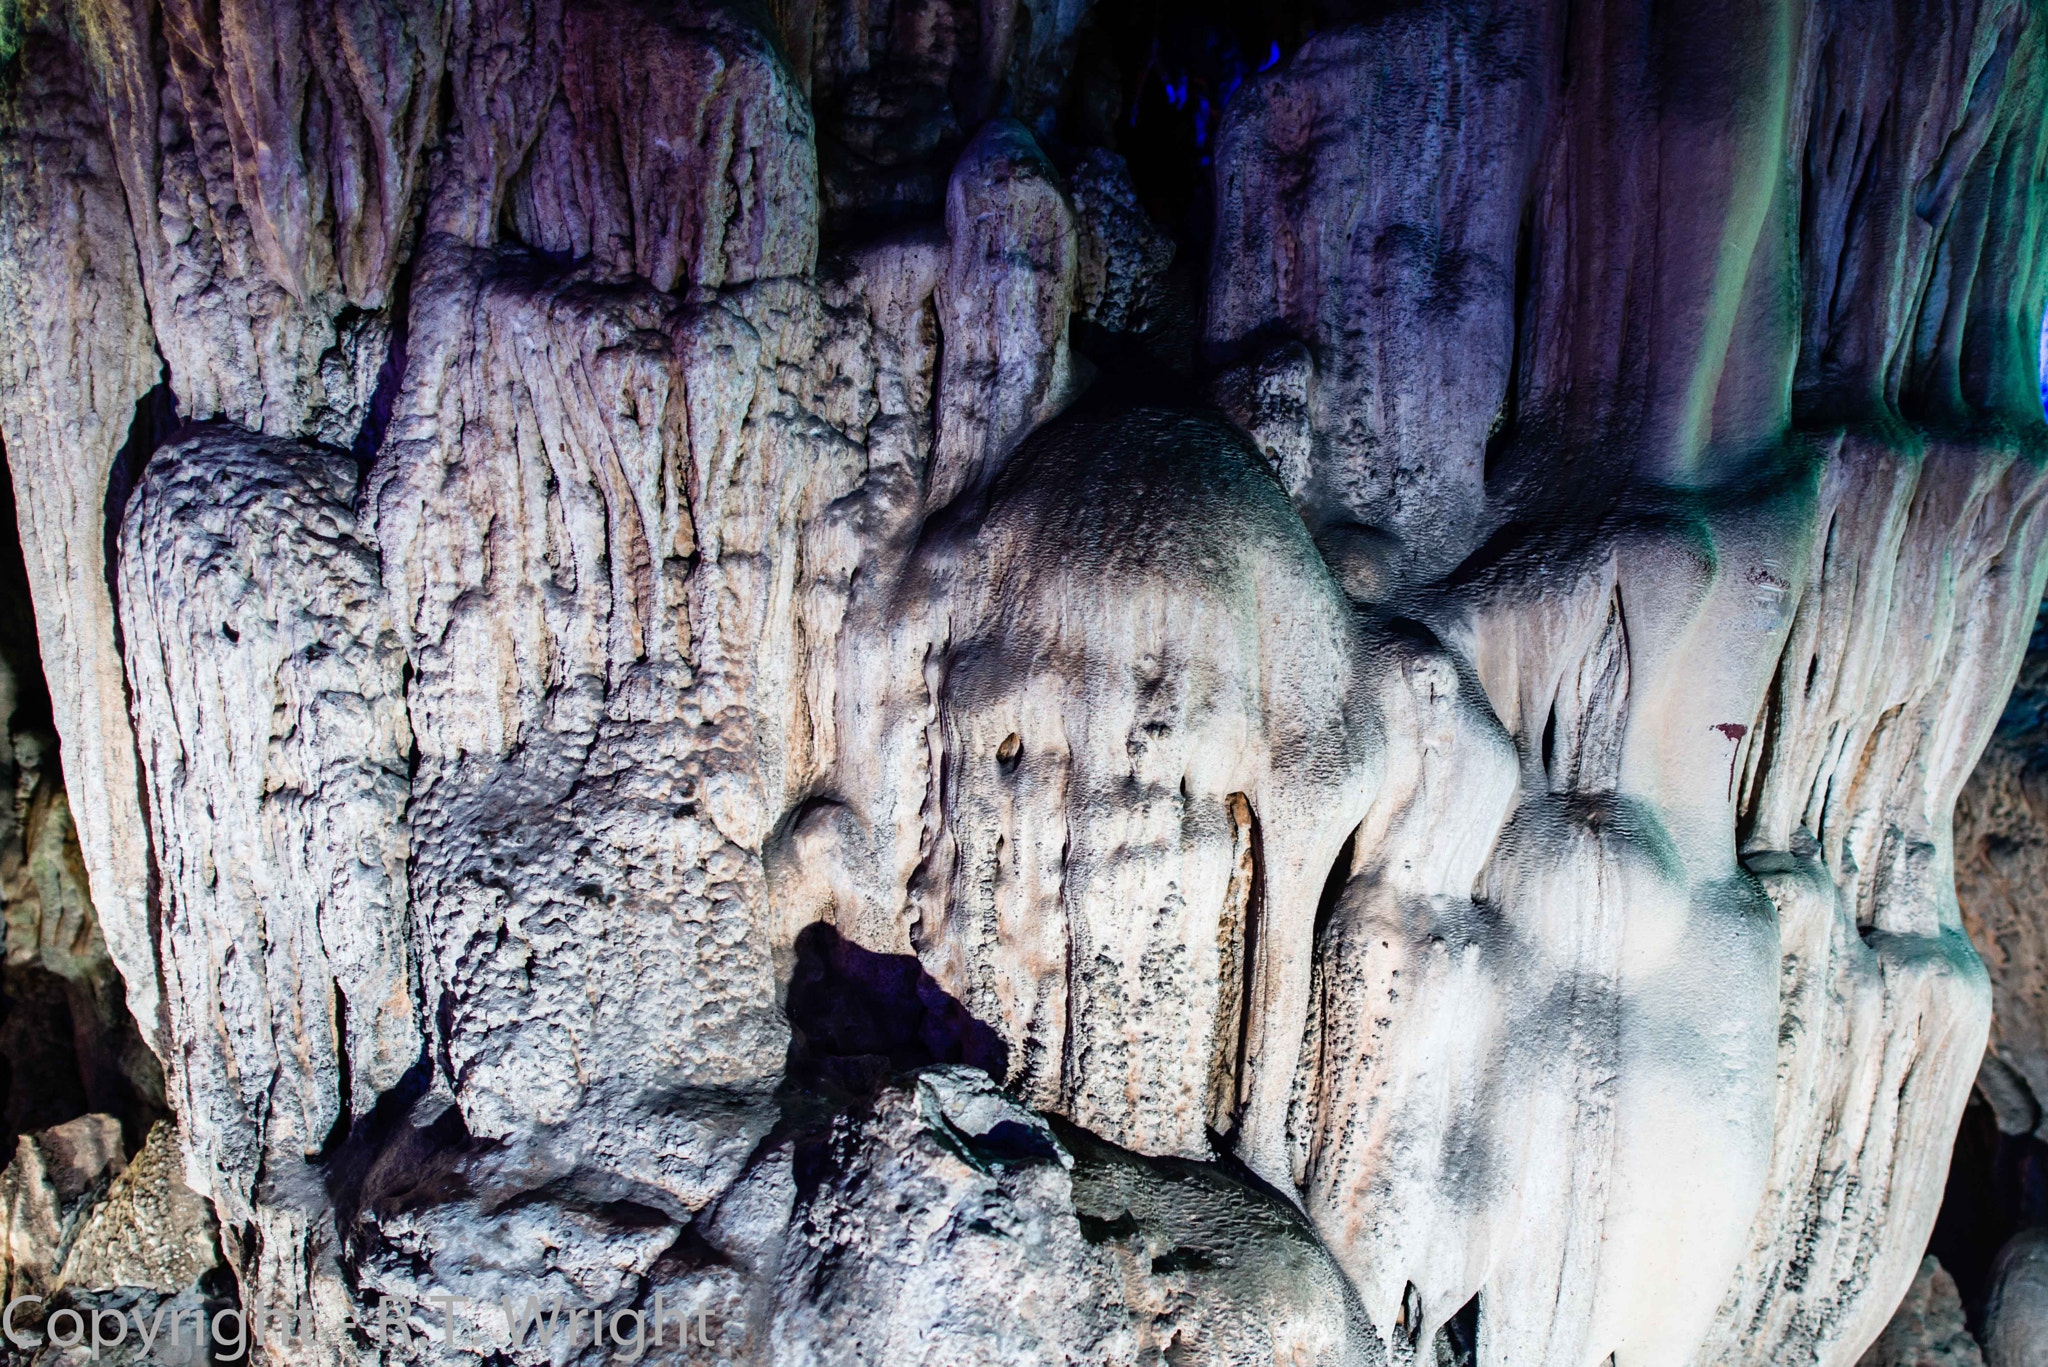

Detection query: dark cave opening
xmin=783 ymin=920 xmax=1012 ymax=1099
xmin=1058 ymin=0 xmax=1317 ymax=256
xmin=1929 ymin=1098 xmax=2048 ymax=1335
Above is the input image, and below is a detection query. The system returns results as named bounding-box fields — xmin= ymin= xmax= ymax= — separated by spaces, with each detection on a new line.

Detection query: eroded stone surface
xmin=121 ymin=429 xmax=415 ymax=1189
xmin=59 ymin=1121 xmax=218 ymax=1294
xmin=0 ymin=1 xmax=2044 ymax=1364
xmin=765 ymin=1068 xmax=1384 ymax=1367
xmin=1858 ymin=1257 xmax=1986 ymax=1367
xmin=364 ymin=241 xmax=864 ymax=1197
xmin=501 ymin=0 xmax=817 ymax=293
xmin=118 ymin=427 xmax=414 ymax=1357
xmin=0 ymin=1115 xmax=122 ymax=1304
xmin=802 ymin=405 xmax=1378 ymax=1172
xmin=1209 ymin=13 xmax=1551 ymax=580
xmin=0 ymin=13 xmax=163 ymax=1056
xmin=1957 ymin=612 xmax=2048 ymax=1140
xmin=1985 ymin=1230 xmax=2048 ymax=1367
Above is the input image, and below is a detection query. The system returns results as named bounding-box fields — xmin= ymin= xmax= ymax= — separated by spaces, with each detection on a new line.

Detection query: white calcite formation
xmin=0 ymin=0 xmax=2044 ymax=1364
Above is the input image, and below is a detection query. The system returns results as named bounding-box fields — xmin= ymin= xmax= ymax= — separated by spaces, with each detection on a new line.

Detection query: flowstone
xmin=0 ymin=0 xmax=2043 ymax=1363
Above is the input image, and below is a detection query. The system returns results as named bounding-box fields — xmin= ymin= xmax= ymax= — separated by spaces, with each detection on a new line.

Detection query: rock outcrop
xmin=1959 ymin=613 xmax=2048 ymax=1140
xmin=0 ymin=1115 xmax=221 ymax=1366
xmin=0 ymin=1114 xmax=122 ymax=1305
xmin=1859 ymin=1257 xmax=1986 ymax=1367
xmin=1985 ymin=1230 xmax=2048 ymax=1367
xmin=58 ymin=1121 xmax=218 ymax=1295
xmin=0 ymin=0 xmax=2042 ymax=1363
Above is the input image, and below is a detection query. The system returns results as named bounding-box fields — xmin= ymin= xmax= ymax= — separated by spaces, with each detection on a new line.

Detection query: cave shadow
xmin=782 ymin=921 xmax=1009 ymax=1100
xmin=1928 ymin=1097 xmax=2048 ymax=1334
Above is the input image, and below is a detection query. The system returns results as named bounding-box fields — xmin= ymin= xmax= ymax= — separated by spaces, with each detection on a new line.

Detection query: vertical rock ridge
xmin=0 ymin=13 xmax=165 ymax=1061
xmin=117 ymin=428 xmax=413 ymax=1358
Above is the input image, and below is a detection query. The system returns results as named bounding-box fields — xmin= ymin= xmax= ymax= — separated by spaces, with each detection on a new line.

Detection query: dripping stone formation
xmin=0 ymin=0 xmax=2046 ymax=1363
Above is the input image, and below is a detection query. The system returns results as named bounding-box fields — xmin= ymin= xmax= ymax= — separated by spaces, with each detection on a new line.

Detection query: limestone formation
xmin=0 ymin=1117 xmax=220 ymax=1366
xmin=1859 ymin=1257 xmax=1986 ymax=1367
xmin=0 ymin=0 xmax=2041 ymax=1363
xmin=765 ymin=1067 xmax=1383 ymax=1367
xmin=0 ymin=6 xmax=162 ymax=1059
xmin=1959 ymin=617 xmax=2048 ymax=1139
xmin=120 ymin=429 xmax=415 ymax=1179
xmin=58 ymin=1121 xmax=217 ymax=1294
xmin=0 ymin=1114 xmax=121 ymax=1304
xmin=1986 ymin=1230 xmax=2048 ymax=1367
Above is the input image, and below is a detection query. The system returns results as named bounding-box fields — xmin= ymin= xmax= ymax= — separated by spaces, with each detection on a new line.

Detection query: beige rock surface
xmin=0 ymin=11 xmax=165 ymax=1057
xmin=58 ymin=1121 xmax=217 ymax=1294
xmin=0 ymin=1114 xmax=122 ymax=1303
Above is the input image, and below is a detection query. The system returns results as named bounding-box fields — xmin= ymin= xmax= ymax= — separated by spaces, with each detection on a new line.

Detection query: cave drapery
xmin=1 ymin=0 xmax=2047 ymax=1363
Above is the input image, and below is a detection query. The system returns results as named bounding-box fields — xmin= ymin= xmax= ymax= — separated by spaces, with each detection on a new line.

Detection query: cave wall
xmin=0 ymin=0 xmax=2045 ymax=1363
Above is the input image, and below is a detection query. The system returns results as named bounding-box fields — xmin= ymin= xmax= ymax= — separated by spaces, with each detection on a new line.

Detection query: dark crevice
xmin=1485 ymin=194 xmax=1538 ymax=486
xmin=319 ymin=983 xmax=355 ymax=1160
xmin=103 ymin=374 xmax=180 ymax=629
xmin=434 ymin=988 xmax=460 ymax=1099
xmin=0 ymin=440 xmax=52 ymax=740
xmin=1737 ymin=653 xmax=1785 ymax=844
xmin=1077 ymin=1207 xmax=1142 ymax=1243
xmin=1151 ymin=1245 xmax=1216 ymax=1275
xmin=1057 ymin=2 xmax=1318 ymax=260
xmin=350 ymin=185 xmax=425 ymax=480
xmin=1309 ymin=826 xmax=1357 ymax=951
xmin=399 ymin=661 xmax=421 ymax=789
xmin=321 ymin=1047 xmax=463 ymax=1237
xmin=1398 ymin=1280 xmax=1423 ymax=1347
xmin=1220 ymin=791 xmax=1263 ymax=1143
xmin=1929 ymin=1098 xmax=2048 ymax=1337
xmin=349 ymin=306 xmax=408 ymax=477
xmin=1437 ymin=1291 xmax=1480 ymax=1366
